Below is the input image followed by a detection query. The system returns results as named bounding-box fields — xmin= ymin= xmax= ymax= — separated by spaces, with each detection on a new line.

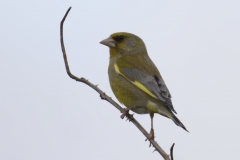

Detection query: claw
xmin=120 ymin=108 xmax=130 ymax=119
xmin=126 ymin=113 xmax=134 ymax=122
xmin=145 ymin=128 xmax=155 ymax=147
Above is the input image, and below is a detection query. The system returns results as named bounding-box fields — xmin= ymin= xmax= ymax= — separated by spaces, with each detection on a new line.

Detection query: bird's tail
xmin=171 ymin=113 xmax=189 ymax=132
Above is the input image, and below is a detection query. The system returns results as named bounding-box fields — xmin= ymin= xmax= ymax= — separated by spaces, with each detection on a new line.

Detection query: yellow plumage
xmin=100 ymin=32 xmax=188 ymax=138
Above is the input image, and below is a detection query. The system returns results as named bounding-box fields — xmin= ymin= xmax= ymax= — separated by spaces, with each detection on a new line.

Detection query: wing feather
xmin=114 ymin=62 xmax=177 ymax=114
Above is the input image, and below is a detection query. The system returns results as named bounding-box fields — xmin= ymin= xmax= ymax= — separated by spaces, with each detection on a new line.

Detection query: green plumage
xmin=101 ymin=32 xmax=188 ymax=132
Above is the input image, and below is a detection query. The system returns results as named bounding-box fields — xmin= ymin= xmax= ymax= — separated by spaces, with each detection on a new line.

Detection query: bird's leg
xmin=120 ymin=108 xmax=131 ymax=119
xmin=149 ymin=113 xmax=155 ymax=140
xmin=145 ymin=113 xmax=155 ymax=146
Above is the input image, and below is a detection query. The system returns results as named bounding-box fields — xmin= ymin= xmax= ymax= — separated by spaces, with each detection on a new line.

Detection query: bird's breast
xmin=108 ymin=61 xmax=151 ymax=114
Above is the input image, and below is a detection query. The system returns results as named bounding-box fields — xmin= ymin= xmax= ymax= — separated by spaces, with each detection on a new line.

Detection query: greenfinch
xmin=100 ymin=32 xmax=188 ymax=138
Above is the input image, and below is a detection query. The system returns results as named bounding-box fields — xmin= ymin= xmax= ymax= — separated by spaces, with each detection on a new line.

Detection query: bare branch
xmin=170 ymin=143 xmax=175 ymax=160
xmin=60 ymin=7 xmax=174 ymax=160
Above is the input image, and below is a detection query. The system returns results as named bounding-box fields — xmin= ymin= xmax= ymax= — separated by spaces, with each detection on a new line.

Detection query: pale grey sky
xmin=1 ymin=1 xmax=240 ymax=160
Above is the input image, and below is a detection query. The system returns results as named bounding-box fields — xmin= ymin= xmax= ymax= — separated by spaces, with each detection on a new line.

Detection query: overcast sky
xmin=1 ymin=1 xmax=240 ymax=160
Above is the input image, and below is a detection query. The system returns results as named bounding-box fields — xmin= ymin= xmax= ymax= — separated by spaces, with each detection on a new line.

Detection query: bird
xmin=100 ymin=32 xmax=188 ymax=139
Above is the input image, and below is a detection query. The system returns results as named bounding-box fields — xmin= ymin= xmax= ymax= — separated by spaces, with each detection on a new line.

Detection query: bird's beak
xmin=100 ymin=36 xmax=116 ymax=48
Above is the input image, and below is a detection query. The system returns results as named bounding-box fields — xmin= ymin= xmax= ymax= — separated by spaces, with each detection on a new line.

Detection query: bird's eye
xmin=116 ymin=36 xmax=124 ymax=42
xmin=118 ymin=36 xmax=124 ymax=41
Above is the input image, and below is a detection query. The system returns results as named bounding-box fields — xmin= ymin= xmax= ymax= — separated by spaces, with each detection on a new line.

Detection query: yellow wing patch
xmin=133 ymin=81 xmax=157 ymax=98
xmin=114 ymin=63 xmax=157 ymax=99
xmin=114 ymin=63 xmax=121 ymax=74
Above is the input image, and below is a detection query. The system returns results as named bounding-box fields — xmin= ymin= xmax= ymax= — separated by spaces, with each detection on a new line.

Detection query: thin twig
xmin=170 ymin=143 xmax=175 ymax=160
xmin=60 ymin=7 xmax=174 ymax=160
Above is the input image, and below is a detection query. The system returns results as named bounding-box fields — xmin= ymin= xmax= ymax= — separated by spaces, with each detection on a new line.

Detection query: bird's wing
xmin=115 ymin=55 xmax=176 ymax=113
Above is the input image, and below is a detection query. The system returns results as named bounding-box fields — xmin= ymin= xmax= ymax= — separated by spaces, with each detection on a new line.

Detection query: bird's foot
xmin=126 ymin=113 xmax=134 ymax=122
xmin=145 ymin=128 xmax=155 ymax=147
xmin=120 ymin=108 xmax=130 ymax=119
xmin=149 ymin=128 xmax=155 ymax=140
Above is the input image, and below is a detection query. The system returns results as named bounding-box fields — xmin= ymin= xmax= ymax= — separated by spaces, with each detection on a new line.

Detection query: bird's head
xmin=100 ymin=32 xmax=147 ymax=57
